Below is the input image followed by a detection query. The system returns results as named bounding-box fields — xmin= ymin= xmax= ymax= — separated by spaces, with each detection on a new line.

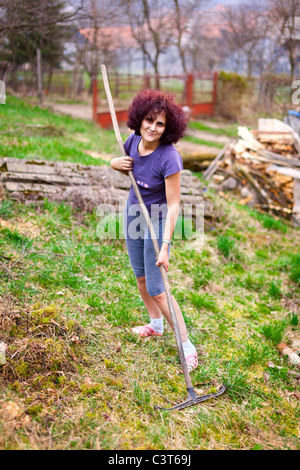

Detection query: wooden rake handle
xmin=100 ymin=64 xmax=193 ymax=389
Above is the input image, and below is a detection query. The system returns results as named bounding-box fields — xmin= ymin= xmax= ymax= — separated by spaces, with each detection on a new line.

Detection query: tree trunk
xmin=154 ymin=60 xmax=160 ymax=89
xmin=289 ymin=42 xmax=295 ymax=79
xmin=36 ymin=48 xmax=43 ymax=104
xmin=179 ymin=46 xmax=187 ymax=74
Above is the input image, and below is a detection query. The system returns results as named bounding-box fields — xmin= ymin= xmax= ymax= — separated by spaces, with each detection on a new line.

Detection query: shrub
xmin=217 ymin=71 xmax=249 ymax=120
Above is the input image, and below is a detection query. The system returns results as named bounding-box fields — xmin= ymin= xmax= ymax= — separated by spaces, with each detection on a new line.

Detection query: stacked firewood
xmin=204 ymin=121 xmax=300 ymax=226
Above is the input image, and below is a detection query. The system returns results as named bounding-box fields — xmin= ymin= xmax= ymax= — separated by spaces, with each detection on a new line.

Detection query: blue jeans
xmin=123 ymin=202 xmax=169 ymax=297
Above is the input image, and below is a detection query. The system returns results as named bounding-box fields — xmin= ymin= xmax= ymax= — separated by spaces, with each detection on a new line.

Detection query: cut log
xmin=0 ymin=157 xmax=212 ymax=218
xmin=266 ymin=165 xmax=300 ymax=180
xmin=5 ymin=182 xmax=59 ymax=194
xmin=233 ymin=162 xmax=271 ymax=206
xmin=1 ymin=172 xmax=88 ymax=186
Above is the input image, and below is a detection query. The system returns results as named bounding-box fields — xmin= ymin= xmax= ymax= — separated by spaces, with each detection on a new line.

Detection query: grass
xmin=0 ymin=94 xmax=126 ymax=165
xmin=188 ymin=120 xmax=239 ymax=138
xmin=0 ymin=97 xmax=300 ymax=450
xmin=182 ymin=134 xmax=224 ymax=149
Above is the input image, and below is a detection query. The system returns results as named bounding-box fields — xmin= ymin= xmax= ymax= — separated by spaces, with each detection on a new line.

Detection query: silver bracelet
xmin=162 ymin=239 xmax=172 ymax=245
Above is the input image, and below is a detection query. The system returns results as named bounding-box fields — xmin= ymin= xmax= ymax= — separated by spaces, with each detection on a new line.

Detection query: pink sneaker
xmin=131 ymin=324 xmax=163 ymax=338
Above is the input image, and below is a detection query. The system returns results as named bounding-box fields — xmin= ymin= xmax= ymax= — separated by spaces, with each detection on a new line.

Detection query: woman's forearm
xmin=162 ymin=203 xmax=180 ymax=244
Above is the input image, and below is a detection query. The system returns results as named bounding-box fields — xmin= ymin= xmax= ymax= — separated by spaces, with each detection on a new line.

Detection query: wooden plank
xmin=1 ymin=161 xmax=89 ymax=177
xmin=0 ymin=157 xmax=110 ymax=174
xmin=5 ymin=182 xmax=59 ymax=194
xmin=266 ymin=165 xmax=300 ymax=180
xmin=1 ymin=172 xmax=88 ymax=185
xmin=236 ymin=151 xmax=300 ymax=168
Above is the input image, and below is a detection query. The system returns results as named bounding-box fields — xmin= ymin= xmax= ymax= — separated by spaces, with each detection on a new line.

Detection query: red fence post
xmin=92 ymin=77 xmax=98 ymax=122
xmin=144 ymin=75 xmax=150 ymax=89
xmin=212 ymin=71 xmax=218 ymax=116
xmin=186 ymin=74 xmax=193 ymax=108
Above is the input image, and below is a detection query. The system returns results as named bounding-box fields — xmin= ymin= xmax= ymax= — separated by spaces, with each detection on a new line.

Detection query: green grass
xmin=0 ymin=94 xmax=126 ymax=165
xmin=261 ymin=321 xmax=288 ymax=345
xmin=217 ymin=234 xmax=237 ymax=259
xmin=242 ymin=206 xmax=288 ymax=233
xmin=0 ymin=97 xmax=300 ymax=450
xmin=290 ymin=254 xmax=300 ymax=284
xmin=182 ymin=134 xmax=224 ymax=149
xmin=188 ymin=121 xmax=239 ymax=138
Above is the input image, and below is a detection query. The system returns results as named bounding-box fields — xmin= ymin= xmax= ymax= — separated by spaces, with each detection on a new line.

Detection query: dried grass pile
xmin=0 ymin=297 xmax=90 ymax=388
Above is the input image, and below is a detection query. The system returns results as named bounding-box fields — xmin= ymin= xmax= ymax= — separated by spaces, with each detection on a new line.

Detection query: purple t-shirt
xmin=124 ymin=132 xmax=183 ymax=216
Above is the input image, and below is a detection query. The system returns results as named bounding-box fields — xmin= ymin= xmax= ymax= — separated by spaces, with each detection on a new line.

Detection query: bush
xmin=217 ymin=71 xmax=249 ymax=120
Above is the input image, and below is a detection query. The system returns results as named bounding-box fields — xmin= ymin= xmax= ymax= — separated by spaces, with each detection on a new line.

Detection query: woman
xmin=110 ymin=89 xmax=198 ymax=372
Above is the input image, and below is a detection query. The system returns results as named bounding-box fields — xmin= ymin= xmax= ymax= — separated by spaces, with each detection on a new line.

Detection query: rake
xmin=101 ymin=64 xmax=226 ymax=411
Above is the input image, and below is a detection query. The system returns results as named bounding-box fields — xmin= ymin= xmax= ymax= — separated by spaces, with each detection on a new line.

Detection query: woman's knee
xmin=136 ymin=276 xmax=146 ymax=290
xmin=149 ymin=288 xmax=165 ymax=299
xmin=137 ymin=276 xmax=165 ymax=298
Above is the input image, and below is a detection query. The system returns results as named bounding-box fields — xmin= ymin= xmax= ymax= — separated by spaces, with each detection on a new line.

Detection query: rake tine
xmin=156 ymin=385 xmax=226 ymax=412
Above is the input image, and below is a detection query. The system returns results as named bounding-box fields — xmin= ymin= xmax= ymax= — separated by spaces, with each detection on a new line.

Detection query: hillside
xmin=0 ymin=96 xmax=299 ymax=450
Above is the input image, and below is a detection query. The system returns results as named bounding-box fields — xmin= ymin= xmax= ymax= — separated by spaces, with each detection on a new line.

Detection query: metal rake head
xmin=155 ymin=384 xmax=226 ymax=412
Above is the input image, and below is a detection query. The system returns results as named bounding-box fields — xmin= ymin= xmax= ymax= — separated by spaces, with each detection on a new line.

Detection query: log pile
xmin=205 ymin=120 xmax=300 ymax=226
xmin=0 ymin=157 xmax=214 ymax=218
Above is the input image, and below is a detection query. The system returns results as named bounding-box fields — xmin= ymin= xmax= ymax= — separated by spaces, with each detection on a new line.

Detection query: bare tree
xmin=120 ymin=0 xmax=174 ymax=86
xmin=181 ymin=4 xmax=226 ymax=72
xmin=170 ymin=0 xmax=208 ymax=73
xmin=68 ymin=0 xmax=121 ymax=92
xmin=185 ymin=27 xmax=223 ymax=72
xmin=267 ymin=0 xmax=300 ymax=78
xmin=222 ymin=1 xmax=270 ymax=78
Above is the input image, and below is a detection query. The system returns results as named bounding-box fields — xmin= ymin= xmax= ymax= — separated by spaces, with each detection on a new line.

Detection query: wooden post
xmin=115 ymin=71 xmax=119 ymax=98
xmin=144 ymin=75 xmax=150 ymax=89
xmin=186 ymin=73 xmax=193 ymax=108
xmin=36 ymin=48 xmax=43 ymax=104
xmin=92 ymin=77 xmax=98 ymax=122
xmin=212 ymin=71 xmax=218 ymax=116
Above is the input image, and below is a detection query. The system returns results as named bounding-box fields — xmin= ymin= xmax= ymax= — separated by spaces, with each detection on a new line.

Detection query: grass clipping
xmin=0 ymin=297 xmax=90 ymax=388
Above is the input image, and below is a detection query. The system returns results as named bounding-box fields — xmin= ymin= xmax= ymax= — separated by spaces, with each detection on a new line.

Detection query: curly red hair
xmin=126 ymin=89 xmax=187 ymax=145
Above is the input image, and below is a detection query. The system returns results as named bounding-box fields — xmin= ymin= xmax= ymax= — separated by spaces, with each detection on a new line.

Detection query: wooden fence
xmin=4 ymin=68 xmax=218 ymax=123
xmin=5 ymin=68 xmax=87 ymax=100
xmin=93 ymin=72 xmax=218 ymax=128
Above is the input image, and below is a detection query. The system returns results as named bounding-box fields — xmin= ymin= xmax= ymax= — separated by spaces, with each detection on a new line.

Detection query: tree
xmin=181 ymin=4 xmax=226 ymax=73
xmin=170 ymin=0 xmax=208 ymax=73
xmin=72 ymin=0 xmax=119 ymax=90
xmin=0 ymin=0 xmax=75 ymax=83
xmin=120 ymin=0 xmax=174 ymax=86
xmin=0 ymin=0 xmax=82 ymax=34
xmin=267 ymin=0 xmax=300 ymax=78
xmin=222 ymin=1 xmax=271 ymax=78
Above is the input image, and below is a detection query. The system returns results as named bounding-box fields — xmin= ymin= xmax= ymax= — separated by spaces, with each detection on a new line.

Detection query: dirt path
xmin=44 ymin=101 xmax=93 ymax=121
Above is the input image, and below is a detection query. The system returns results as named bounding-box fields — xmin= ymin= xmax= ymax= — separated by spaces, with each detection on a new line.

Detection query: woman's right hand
xmin=110 ymin=156 xmax=133 ymax=172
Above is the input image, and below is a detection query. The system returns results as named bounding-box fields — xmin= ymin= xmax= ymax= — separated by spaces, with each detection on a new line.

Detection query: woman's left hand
xmin=156 ymin=249 xmax=169 ymax=272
